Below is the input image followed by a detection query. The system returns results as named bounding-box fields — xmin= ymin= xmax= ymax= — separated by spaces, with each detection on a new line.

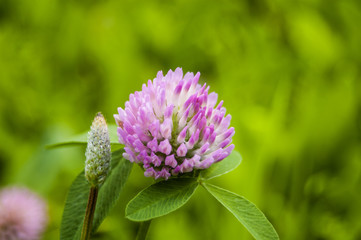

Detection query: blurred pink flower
xmin=0 ymin=187 xmax=48 ymax=240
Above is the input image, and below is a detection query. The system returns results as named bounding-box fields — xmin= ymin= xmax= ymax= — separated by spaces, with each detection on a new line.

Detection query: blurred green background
xmin=1 ymin=0 xmax=361 ymax=239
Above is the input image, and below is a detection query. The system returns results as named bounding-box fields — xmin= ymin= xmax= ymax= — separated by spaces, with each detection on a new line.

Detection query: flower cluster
xmin=85 ymin=112 xmax=111 ymax=186
xmin=114 ymin=68 xmax=234 ymax=180
xmin=0 ymin=187 xmax=47 ymax=240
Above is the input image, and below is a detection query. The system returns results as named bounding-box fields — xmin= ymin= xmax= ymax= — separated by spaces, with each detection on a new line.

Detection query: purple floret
xmin=114 ymin=68 xmax=235 ymax=180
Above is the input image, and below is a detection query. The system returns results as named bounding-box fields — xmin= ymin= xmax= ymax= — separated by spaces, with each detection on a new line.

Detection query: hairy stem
xmin=136 ymin=220 xmax=152 ymax=240
xmin=81 ymin=186 xmax=99 ymax=240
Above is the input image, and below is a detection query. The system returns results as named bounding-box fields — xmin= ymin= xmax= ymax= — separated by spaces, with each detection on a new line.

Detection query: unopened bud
xmin=85 ymin=112 xmax=111 ymax=186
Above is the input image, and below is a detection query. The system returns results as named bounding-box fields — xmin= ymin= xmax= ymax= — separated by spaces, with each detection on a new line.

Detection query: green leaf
xmin=47 ymin=124 xmax=121 ymax=148
xmin=202 ymin=183 xmax=279 ymax=240
xmin=93 ymin=153 xmax=133 ymax=231
xmin=60 ymin=150 xmax=133 ymax=240
xmin=60 ymin=170 xmax=89 ymax=240
xmin=201 ymin=151 xmax=242 ymax=180
xmin=126 ymin=178 xmax=198 ymax=221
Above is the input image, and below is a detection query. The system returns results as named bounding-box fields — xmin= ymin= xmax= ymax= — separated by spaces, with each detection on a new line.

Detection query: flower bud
xmin=85 ymin=112 xmax=111 ymax=186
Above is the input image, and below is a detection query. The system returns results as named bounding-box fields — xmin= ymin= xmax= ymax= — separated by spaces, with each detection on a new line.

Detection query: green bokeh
xmin=0 ymin=0 xmax=360 ymax=239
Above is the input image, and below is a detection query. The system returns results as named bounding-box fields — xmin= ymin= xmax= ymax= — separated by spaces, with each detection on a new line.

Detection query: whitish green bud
xmin=85 ymin=112 xmax=111 ymax=186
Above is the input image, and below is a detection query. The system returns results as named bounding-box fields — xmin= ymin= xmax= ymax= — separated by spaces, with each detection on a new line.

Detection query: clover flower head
xmin=85 ymin=112 xmax=111 ymax=186
xmin=114 ymin=68 xmax=235 ymax=180
xmin=0 ymin=187 xmax=48 ymax=240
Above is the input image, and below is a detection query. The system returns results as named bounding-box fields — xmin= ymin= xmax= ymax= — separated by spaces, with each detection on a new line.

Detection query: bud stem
xmin=81 ymin=186 xmax=99 ymax=240
xmin=136 ymin=220 xmax=152 ymax=240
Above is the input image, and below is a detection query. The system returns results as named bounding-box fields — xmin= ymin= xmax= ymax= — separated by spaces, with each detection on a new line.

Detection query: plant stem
xmin=136 ymin=220 xmax=152 ymax=240
xmin=81 ymin=186 xmax=99 ymax=240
